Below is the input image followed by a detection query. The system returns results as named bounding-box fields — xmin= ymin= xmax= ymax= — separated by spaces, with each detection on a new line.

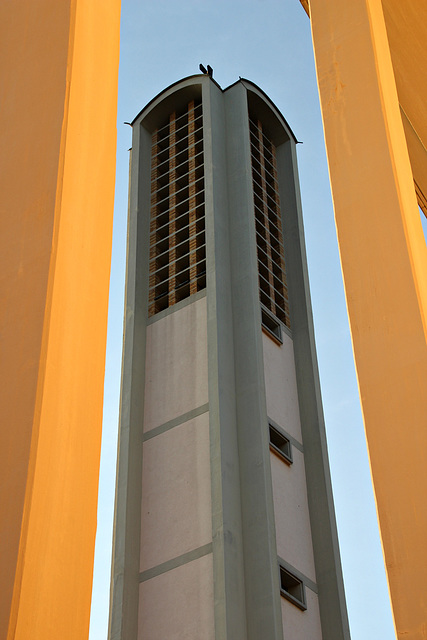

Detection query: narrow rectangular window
xmin=269 ymin=424 xmax=292 ymax=464
xmin=149 ymin=100 xmax=206 ymax=316
xmin=280 ymin=565 xmax=306 ymax=610
xmin=261 ymin=306 xmax=282 ymax=344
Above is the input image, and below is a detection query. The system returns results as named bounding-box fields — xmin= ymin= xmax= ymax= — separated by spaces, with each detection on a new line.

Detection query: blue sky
xmin=89 ymin=1 xmax=397 ymax=638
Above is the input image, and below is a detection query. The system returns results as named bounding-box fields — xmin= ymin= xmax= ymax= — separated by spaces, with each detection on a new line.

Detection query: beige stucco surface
xmin=262 ymin=333 xmax=303 ymax=443
xmin=140 ymin=413 xmax=212 ymax=572
xmin=271 ymin=450 xmax=317 ymax=583
xmin=138 ymin=554 xmax=215 ymax=640
xmin=143 ymin=298 xmax=208 ymax=432
xmin=280 ymin=587 xmax=322 ymax=639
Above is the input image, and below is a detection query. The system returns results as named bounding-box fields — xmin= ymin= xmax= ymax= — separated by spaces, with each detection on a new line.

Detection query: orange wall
xmin=0 ymin=1 xmax=120 ymax=638
xmin=308 ymin=0 xmax=427 ymax=637
xmin=0 ymin=1 xmax=72 ymax=634
xmin=381 ymin=1 xmax=427 ymax=216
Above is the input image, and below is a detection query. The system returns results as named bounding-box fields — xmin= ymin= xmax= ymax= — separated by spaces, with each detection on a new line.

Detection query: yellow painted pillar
xmin=0 ymin=1 xmax=120 ymax=638
xmin=308 ymin=0 xmax=427 ymax=637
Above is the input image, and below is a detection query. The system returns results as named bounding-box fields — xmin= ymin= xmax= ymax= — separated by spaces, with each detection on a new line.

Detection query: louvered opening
xmin=249 ymin=115 xmax=290 ymax=329
xmin=149 ymin=100 xmax=206 ymax=316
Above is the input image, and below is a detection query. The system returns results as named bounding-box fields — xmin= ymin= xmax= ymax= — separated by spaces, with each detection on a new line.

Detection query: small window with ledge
xmin=280 ymin=565 xmax=306 ymax=611
xmin=261 ymin=306 xmax=283 ymax=344
xmin=269 ymin=423 xmax=292 ymax=464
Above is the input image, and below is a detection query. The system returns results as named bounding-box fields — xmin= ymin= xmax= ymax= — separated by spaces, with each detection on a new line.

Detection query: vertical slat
xmin=188 ymin=101 xmax=198 ymax=294
xmin=168 ymin=112 xmax=177 ymax=306
xmin=148 ymin=130 xmax=159 ymax=316
xmin=256 ymin=120 xmax=276 ymax=316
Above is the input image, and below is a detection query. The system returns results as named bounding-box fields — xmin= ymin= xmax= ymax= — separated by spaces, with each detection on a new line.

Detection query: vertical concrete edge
xmin=108 ymin=120 xmax=151 ymax=640
xmin=277 ymin=139 xmax=350 ymax=640
xmin=204 ymin=78 xmax=248 ymax=640
xmin=225 ymin=82 xmax=283 ymax=640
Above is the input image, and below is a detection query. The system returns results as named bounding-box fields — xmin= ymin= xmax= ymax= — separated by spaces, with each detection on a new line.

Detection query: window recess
xmin=280 ymin=565 xmax=307 ymax=611
xmin=261 ymin=306 xmax=282 ymax=344
xmin=269 ymin=424 xmax=292 ymax=464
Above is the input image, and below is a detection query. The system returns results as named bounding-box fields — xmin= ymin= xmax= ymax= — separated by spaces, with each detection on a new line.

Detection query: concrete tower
xmin=109 ymin=74 xmax=350 ymax=640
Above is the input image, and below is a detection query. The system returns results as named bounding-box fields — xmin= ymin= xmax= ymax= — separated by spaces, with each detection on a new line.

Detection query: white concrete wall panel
xmin=280 ymin=588 xmax=322 ymax=639
xmin=262 ymin=332 xmax=303 ymax=443
xmin=138 ymin=553 xmax=215 ymax=640
xmin=271 ymin=450 xmax=317 ymax=583
xmin=140 ymin=412 xmax=212 ymax=572
xmin=143 ymin=297 xmax=208 ymax=432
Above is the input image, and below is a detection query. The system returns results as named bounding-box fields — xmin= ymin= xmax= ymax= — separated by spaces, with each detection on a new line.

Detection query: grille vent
xmin=149 ymin=99 xmax=206 ymax=316
xmin=249 ymin=115 xmax=290 ymax=329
